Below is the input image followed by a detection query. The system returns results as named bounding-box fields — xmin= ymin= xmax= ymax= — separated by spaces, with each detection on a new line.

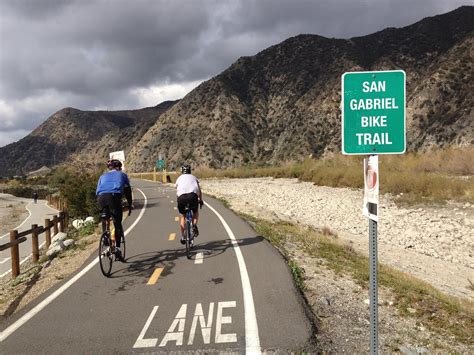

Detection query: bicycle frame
xmin=184 ymin=207 xmax=194 ymax=259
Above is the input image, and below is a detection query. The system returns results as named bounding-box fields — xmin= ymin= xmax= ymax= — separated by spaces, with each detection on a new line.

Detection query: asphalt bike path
xmin=0 ymin=179 xmax=316 ymax=353
xmin=0 ymin=198 xmax=59 ymax=278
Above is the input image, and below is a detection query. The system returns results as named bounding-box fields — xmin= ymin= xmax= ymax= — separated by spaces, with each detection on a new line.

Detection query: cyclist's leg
xmin=97 ymin=194 xmax=111 ymax=231
xmin=177 ymin=195 xmax=187 ymax=242
xmin=190 ymin=193 xmax=199 ymax=237
xmin=110 ymin=194 xmax=124 ymax=249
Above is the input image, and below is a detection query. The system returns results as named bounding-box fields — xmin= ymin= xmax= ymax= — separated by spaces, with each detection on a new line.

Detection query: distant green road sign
xmin=342 ymin=70 xmax=406 ymax=154
xmin=156 ymin=159 xmax=165 ymax=170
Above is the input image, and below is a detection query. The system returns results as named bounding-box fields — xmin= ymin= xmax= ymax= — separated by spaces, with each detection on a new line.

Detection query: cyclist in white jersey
xmin=175 ymin=164 xmax=203 ymax=244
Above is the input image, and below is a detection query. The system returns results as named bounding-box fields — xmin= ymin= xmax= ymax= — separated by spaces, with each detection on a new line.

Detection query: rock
xmin=399 ymin=345 xmax=429 ymax=354
xmin=51 ymin=232 xmax=68 ymax=244
xmin=72 ymin=219 xmax=84 ymax=229
xmin=407 ymin=307 xmax=417 ymax=314
xmin=47 ymin=245 xmax=63 ymax=258
xmin=84 ymin=216 xmax=95 ymax=224
xmin=63 ymin=239 xmax=75 ymax=248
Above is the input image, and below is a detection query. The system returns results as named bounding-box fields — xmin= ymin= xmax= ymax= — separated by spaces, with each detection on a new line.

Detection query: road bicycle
xmin=183 ymin=204 xmax=195 ymax=259
xmin=98 ymin=207 xmax=127 ymax=277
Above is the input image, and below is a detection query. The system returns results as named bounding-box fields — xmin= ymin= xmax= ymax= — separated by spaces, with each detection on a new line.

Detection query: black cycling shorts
xmin=177 ymin=193 xmax=199 ymax=214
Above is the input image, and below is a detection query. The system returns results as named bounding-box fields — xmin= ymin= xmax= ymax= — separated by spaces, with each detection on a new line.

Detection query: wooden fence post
xmin=45 ymin=218 xmax=51 ymax=248
xmin=53 ymin=215 xmax=59 ymax=235
xmin=59 ymin=212 xmax=65 ymax=232
xmin=31 ymin=224 xmax=39 ymax=263
xmin=10 ymin=230 xmax=20 ymax=278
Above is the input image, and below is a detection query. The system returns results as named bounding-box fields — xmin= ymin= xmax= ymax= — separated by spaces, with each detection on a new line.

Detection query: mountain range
xmin=0 ymin=6 xmax=472 ymax=176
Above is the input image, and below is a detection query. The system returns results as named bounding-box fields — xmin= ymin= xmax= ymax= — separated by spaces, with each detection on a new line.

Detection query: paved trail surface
xmin=0 ymin=179 xmax=316 ymax=353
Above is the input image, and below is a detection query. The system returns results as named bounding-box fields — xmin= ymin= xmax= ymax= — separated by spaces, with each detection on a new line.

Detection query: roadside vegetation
xmin=0 ymin=167 xmax=101 ymax=219
xmin=130 ymin=147 xmax=473 ymax=205
xmin=193 ymin=147 xmax=473 ymax=205
xmin=243 ymin=214 xmax=474 ymax=345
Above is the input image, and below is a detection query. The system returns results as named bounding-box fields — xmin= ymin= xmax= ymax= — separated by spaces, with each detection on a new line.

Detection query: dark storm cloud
xmin=0 ymin=0 xmax=469 ymax=146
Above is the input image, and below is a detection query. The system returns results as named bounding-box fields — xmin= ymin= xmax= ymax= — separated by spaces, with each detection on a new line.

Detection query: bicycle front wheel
xmin=99 ymin=233 xmax=113 ymax=277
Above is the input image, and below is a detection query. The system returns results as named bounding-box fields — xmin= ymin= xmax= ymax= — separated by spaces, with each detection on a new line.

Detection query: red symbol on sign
xmin=366 ymin=164 xmax=377 ymax=191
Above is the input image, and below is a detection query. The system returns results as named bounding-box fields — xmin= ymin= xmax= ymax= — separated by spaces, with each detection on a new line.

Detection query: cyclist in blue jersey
xmin=96 ymin=159 xmax=133 ymax=261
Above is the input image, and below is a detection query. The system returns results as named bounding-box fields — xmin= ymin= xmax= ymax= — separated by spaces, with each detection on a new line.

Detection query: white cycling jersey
xmin=175 ymin=174 xmax=200 ymax=197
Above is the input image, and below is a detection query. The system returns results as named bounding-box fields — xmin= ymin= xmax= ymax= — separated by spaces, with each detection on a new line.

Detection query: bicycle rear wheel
xmin=120 ymin=234 xmax=126 ymax=259
xmin=185 ymin=221 xmax=192 ymax=259
xmin=99 ymin=233 xmax=113 ymax=277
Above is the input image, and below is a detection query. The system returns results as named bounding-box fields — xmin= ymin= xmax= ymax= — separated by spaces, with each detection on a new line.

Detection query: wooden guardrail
xmin=0 ymin=211 xmax=68 ymax=278
xmin=129 ymin=170 xmax=176 ymax=183
xmin=47 ymin=194 xmax=68 ymax=211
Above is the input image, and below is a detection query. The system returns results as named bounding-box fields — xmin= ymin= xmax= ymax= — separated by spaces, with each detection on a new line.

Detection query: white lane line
xmin=194 ymin=252 xmax=203 ymax=264
xmin=0 ymin=188 xmax=148 ymax=343
xmin=0 ymin=258 xmax=11 ymax=264
xmin=0 ymin=200 xmax=58 ymax=241
xmin=0 ymin=202 xmax=33 ymax=240
xmin=205 ymin=202 xmax=261 ymax=354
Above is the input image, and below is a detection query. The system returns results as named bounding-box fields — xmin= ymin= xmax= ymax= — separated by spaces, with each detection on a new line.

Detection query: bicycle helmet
xmin=181 ymin=164 xmax=191 ymax=174
xmin=107 ymin=159 xmax=122 ymax=170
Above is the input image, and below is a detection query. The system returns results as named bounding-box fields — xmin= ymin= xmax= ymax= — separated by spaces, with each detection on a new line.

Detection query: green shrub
xmin=48 ymin=167 xmax=101 ymax=218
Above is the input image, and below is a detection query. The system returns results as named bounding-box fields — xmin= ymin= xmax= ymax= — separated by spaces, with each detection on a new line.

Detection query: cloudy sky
xmin=0 ymin=0 xmax=468 ymax=147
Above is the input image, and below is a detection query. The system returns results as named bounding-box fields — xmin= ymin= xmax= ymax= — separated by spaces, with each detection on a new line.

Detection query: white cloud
xmin=0 ymin=129 xmax=30 ymax=147
xmin=131 ymin=81 xmax=203 ymax=108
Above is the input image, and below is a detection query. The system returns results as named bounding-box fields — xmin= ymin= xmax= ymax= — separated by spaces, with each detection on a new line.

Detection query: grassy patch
xmin=10 ymin=265 xmax=42 ymax=288
xmin=248 ymin=217 xmax=474 ymax=344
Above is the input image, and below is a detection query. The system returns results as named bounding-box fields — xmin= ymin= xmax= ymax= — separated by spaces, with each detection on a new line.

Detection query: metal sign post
xmin=369 ymin=215 xmax=378 ymax=354
xmin=364 ymin=155 xmax=379 ymax=354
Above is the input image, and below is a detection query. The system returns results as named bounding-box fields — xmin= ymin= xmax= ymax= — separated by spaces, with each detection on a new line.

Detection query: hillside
xmin=1 ymin=7 xmax=472 ymax=175
xmin=0 ymin=101 xmax=177 ymax=176
xmin=127 ymin=6 xmax=473 ymax=171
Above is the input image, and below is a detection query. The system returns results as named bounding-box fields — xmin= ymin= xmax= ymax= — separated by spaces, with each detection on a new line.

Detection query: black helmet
xmin=107 ymin=159 xmax=122 ymax=170
xmin=181 ymin=164 xmax=191 ymax=174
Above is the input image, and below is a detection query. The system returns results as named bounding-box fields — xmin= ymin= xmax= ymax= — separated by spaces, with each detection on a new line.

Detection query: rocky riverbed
xmin=201 ymin=178 xmax=474 ymax=301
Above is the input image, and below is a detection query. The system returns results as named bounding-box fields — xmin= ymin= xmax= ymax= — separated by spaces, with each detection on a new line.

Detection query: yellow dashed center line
xmin=174 ymin=216 xmax=179 ymax=222
xmin=147 ymin=268 xmax=164 ymax=285
xmin=169 ymin=233 xmax=176 ymax=241
xmin=173 ymin=207 xmax=177 ymax=210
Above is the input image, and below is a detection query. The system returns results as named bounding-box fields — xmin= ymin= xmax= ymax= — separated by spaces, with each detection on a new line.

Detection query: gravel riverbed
xmin=201 ymin=177 xmax=474 ymax=302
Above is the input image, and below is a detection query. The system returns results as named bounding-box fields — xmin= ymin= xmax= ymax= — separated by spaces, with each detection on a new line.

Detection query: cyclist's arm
xmin=124 ymin=185 xmax=133 ymax=206
xmin=123 ymin=173 xmax=133 ymax=206
xmin=196 ymin=181 xmax=203 ymax=201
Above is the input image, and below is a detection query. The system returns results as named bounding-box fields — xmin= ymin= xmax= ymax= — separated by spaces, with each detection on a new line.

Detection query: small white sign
xmin=363 ymin=155 xmax=379 ymax=221
xmin=109 ymin=150 xmax=126 ymax=171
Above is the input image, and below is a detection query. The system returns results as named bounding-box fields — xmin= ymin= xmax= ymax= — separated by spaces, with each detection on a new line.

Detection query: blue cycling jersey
xmin=96 ymin=170 xmax=131 ymax=195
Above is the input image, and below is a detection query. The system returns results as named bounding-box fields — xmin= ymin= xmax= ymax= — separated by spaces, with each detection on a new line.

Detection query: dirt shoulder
xmin=0 ymin=230 xmax=98 ymax=318
xmin=0 ymin=193 xmax=29 ymax=236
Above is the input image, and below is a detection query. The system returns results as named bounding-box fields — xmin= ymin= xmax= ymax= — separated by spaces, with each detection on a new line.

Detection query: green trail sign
xmin=156 ymin=159 xmax=165 ymax=170
xmin=342 ymin=70 xmax=406 ymax=154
